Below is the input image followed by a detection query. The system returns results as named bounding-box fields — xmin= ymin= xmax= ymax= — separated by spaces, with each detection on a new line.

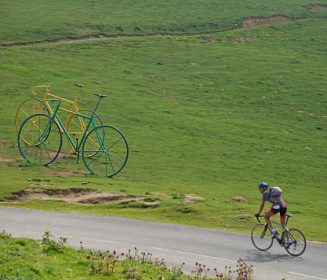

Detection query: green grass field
xmin=0 ymin=1 xmax=326 ymax=242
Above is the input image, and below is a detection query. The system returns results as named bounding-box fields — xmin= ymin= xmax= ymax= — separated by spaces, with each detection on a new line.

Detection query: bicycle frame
xmin=32 ymin=84 xmax=84 ymax=130
xmin=272 ymin=220 xmax=289 ymax=231
xmin=255 ymin=215 xmax=291 ymax=243
xmin=46 ymin=95 xmax=103 ymax=153
xmin=255 ymin=214 xmax=291 ymax=227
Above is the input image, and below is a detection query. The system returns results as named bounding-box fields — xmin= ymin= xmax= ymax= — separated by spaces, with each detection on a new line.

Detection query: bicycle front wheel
xmin=16 ymin=98 xmax=49 ymax=132
xmin=82 ymin=125 xmax=129 ymax=177
xmin=18 ymin=114 xmax=62 ymax=165
xmin=282 ymin=228 xmax=306 ymax=257
xmin=251 ymin=224 xmax=274 ymax=251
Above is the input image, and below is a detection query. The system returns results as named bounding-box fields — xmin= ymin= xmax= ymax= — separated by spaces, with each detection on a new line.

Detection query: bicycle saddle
xmin=74 ymin=83 xmax=85 ymax=88
xmin=94 ymin=93 xmax=107 ymax=98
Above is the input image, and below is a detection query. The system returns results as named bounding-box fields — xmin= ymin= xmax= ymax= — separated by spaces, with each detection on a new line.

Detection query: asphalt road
xmin=0 ymin=207 xmax=326 ymax=280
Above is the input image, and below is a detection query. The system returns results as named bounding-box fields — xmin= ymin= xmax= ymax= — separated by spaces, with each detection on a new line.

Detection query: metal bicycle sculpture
xmin=17 ymin=94 xmax=129 ymax=177
xmin=251 ymin=214 xmax=306 ymax=257
xmin=15 ymin=84 xmax=103 ymax=154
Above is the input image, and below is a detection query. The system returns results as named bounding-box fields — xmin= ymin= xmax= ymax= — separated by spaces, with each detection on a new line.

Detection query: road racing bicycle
xmin=251 ymin=214 xmax=306 ymax=256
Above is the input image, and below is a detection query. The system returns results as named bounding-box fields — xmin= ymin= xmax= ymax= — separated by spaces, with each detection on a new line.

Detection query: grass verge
xmin=0 ymin=230 xmax=253 ymax=279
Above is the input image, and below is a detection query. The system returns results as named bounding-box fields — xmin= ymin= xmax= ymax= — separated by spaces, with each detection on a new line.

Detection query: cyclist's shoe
xmin=271 ymin=228 xmax=279 ymax=238
xmin=284 ymin=240 xmax=293 ymax=249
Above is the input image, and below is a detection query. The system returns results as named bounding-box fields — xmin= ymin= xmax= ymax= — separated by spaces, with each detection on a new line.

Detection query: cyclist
xmin=255 ymin=182 xmax=287 ymax=237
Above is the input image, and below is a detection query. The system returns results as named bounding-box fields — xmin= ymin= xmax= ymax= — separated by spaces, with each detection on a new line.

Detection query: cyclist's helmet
xmin=258 ymin=182 xmax=269 ymax=189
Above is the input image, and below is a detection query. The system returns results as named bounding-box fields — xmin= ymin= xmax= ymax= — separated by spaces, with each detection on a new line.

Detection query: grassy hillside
xmin=0 ymin=1 xmax=326 ymax=241
xmin=1 ymin=0 xmax=327 ymax=44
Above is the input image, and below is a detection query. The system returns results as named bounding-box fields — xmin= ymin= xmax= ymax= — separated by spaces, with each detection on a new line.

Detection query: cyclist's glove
xmin=254 ymin=213 xmax=260 ymax=218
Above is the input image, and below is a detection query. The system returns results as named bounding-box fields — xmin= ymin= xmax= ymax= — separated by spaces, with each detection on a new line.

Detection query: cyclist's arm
xmin=258 ymin=201 xmax=265 ymax=215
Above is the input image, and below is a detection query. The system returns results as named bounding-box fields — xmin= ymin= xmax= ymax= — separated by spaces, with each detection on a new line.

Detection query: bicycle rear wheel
xmin=18 ymin=113 xmax=62 ymax=165
xmin=251 ymin=224 xmax=274 ymax=251
xmin=82 ymin=125 xmax=128 ymax=177
xmin=282 ymin=228 xmax=306 ymax=256
xmin=16 ymin=98 xmax=49 ymax=132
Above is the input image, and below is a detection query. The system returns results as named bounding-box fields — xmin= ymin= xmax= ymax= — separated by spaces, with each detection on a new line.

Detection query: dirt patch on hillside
xmin=234 ymin=37 xmax=252 ymax=44
xmin=242 ymin=15 xmax=291 ymax=28
xmin=4 ymin=187 xmax=159 ymax=206
xmin=231 ymin=196 xmax=248 ymax=203
xmin=184 ymin=194 xmax=204 ymax=203
xmin=0 ymin=157 xmax=16 ymax=164
xmin=0 ymin=33 xmax=107 ymax=47
xmin=149 ymin=192 xmax=169 ymax=197
xmin=0 ymin=157 xmax=18 ymax=166
xmin=305 ymin=3 xmax=327 ymax=9
xmin=0 ymin=140 xmax=9 ymax=148
xmin=26 ymin=178 xmax=53 ymax=188
xmin=0 ymin=32 xmax=160 ymax=48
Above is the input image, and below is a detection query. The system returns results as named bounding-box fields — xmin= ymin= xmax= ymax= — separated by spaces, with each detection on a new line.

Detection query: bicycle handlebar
xmin=255 ymin=215 xmax=263 ymax=223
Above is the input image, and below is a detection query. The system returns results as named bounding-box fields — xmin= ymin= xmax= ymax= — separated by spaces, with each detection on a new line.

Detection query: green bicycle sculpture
xmin=17 ymin=93 xmax=129 ymax=177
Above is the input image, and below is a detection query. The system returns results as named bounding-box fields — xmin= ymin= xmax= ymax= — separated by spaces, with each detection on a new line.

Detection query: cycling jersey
xmin=261 ymin=187 xmax=284 ymax=205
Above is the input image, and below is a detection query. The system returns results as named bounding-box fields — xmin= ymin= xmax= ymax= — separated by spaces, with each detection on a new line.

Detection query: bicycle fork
xmin=261 ymin=224 xmax=269 ymax=238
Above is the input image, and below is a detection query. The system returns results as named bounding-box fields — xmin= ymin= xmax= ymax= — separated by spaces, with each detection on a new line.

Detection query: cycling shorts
xmin=269 ymin=203 xmax=287 ymax=216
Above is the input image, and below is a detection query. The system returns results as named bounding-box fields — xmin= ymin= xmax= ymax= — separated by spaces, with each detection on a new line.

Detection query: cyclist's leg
xmin=264 ymin=207 xmax=277 ymax=231
xmin=280 ymin=203 xmax=287 ymax=226
xmin=279 ymin=203 xmax=293 ymax=247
